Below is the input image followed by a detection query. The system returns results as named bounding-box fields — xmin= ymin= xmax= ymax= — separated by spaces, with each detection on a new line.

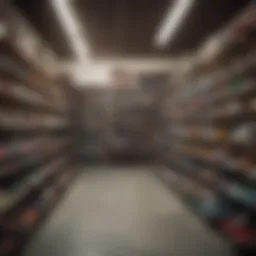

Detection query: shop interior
xmin=0 ymin=0 xmax=255 ymax=255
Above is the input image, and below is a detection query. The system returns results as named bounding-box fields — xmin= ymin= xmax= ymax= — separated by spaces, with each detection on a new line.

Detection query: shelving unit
xmin=0 ymin=2 xmax=79 ymax=255
xmin=160 ymin=4 xmax=256 ymax=255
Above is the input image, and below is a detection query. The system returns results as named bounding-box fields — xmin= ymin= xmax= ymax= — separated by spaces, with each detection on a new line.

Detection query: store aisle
xmin=25 ymin=167 xmax=232 ymax=256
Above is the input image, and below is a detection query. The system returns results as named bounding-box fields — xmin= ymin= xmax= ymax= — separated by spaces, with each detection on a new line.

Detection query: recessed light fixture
xmin=51 ymin=0 xmax=89 ymax=60
xmin=155 ymin=0 xmax=194 ymax=48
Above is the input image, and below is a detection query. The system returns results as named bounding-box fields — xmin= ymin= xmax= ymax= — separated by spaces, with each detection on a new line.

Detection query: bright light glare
xmin=155 ymin=0 xmax=194 ymax=48
xmin=51 ymin=0 xmax=89 ymax=60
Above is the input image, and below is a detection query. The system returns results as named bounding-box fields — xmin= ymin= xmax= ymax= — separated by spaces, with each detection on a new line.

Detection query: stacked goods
xmin=161 ymin=3 xmax=256 ymax=254
xmin=0 ymin=3 xmax=78 ymax=255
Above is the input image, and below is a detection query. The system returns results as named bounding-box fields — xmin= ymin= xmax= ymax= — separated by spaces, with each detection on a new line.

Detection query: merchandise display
xmin=0 ymin=3 xmax=78 ymax=255
xmin=161 ymin=4 xmax=256 ymax=254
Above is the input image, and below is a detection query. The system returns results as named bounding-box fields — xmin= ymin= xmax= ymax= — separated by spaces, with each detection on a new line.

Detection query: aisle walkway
xmin=25 ymin=167 xmax=231 ymax=256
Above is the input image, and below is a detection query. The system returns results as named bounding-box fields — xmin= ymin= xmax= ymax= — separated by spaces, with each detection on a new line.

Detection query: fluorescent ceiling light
xmin=51 ymin=0 xmax=89 ymax=60
xmin=155 ymin=0 xmax=194 ymax=48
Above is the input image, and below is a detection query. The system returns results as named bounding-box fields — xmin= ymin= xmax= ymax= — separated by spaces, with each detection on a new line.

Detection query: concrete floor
xmin=25 ymin=166 xmax=232 ymax=256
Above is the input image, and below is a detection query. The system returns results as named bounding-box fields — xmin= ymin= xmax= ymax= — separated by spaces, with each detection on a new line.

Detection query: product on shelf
xmin=162 ymin=3 xmax=256 ymax=252
xmin=0 ymin=2 xmax=78 ymax=254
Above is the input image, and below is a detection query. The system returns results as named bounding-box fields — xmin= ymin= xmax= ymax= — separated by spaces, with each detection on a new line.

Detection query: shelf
xmin=0 ymin=138 xmax=44 ymax=163
xmin=174 ymin=107 xmax=256 ymax=126
xmin=0 ymin=168 xmax=76 ymax=255
xmin=164 ymin=6 xmax=256 ymax=252
xmin=187 ymin=151 xmax=254 ymax=182
xmin=167 ymin=161 xmax=217 ymax=191
xmin=172 ymin=131 xmax=255 ymax=150
xmin=0 ymin=185 xmax=31 ymax=216
xmin=169 ymin=146 xmax=255 ymax=185
xmin=0 ymin=6 xmax=76 ymax=256
xmin=157 ymin=168 xmax=256 ymax=248
xmin=185 ymin=83 xmax=256 ymax=114
xmin=28 ymin=157 xmax=67 ymax=188
xmin=157 ymin=169 xmax=254 ymax=247
xmin=222 ymin=191 xmax=256 ymax=211
xmin=0 ymin=120 xmax=69 ymax=133
xmin=0 ymin=37 xmax=53 ymax=91
xmin=0 ymin=85 xmax=62 ymax=116
xmin=0 ymin=157 xmax=67 ymax=216
xmin=166 ymin=157 xmax=256 ymax=210
xmin=173 ymin=82 xmax=256 ymax=120
xmin=171 ymin=132 xmax=223 ymax=145
xmin=214 ymin=110 xmax=256 ymax=125
xmin=0 ymin=55 xmax=49 ymax=98
xmin=213 ymin=82 xmax=256 ymax=105
xmin=0 ymin=139 xmax=70 ymax=179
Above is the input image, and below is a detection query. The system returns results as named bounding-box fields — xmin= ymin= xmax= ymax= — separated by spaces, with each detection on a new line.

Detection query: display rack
xmin=0 ymin=3 xmax=78 ymax=255
xmin=160 ymin=4 xmax=256 ymax=255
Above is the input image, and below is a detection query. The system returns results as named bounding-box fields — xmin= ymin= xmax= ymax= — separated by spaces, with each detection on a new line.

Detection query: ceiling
xmin=12 ymin=0 xmax=252 ymax=60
